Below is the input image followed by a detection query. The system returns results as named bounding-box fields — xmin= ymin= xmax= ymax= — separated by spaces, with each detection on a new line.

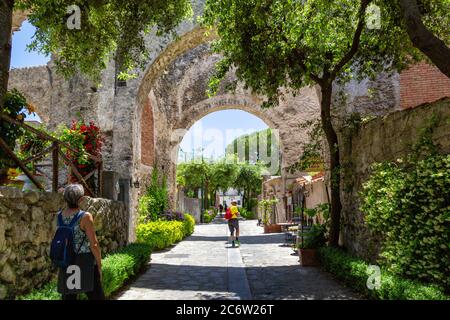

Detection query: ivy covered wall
xmin=339 ymin=98 xmax=450 ymax=260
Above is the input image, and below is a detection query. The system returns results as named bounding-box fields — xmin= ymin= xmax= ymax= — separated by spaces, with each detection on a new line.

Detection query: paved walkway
xmin=117 ymin=220 xmax=358 ymax=300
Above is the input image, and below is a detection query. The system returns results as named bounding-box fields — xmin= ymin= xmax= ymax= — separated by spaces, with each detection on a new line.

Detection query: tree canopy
xmin=14 ymin=0 xmax=193 ymax=82
xmin=203 ymin=0 xmax=424 ymax=106
xmin=201 ymin=0 xmax=450 ymax=246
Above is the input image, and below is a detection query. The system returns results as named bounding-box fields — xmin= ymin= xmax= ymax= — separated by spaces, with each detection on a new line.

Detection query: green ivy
xmin=360 ymin=116 xmax=450 ymax=293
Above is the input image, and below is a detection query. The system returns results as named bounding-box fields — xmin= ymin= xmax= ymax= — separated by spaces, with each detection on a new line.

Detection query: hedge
xmin=136 ymin=214 xmax=195 ymax=250
xmin=17 ymin=243 xmax=152 ymax=300
xmin=318 ymin=247 xmax=449 ymax=300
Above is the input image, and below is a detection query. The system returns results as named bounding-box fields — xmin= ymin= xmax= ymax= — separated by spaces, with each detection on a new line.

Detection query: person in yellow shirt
xmin=228 ymin=200 xmax=240 ymax=247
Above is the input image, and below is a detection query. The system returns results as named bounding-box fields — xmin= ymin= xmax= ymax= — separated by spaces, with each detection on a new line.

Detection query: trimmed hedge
xmin=17 ymin=243 xmax=152 ymax=300
xmin=136 ymin=214 xmax=195 ymax=250
xmin=102 ymin=243 xmax=152 ymax=297
xmin=318 ymin=247 xmax=449 ymax=300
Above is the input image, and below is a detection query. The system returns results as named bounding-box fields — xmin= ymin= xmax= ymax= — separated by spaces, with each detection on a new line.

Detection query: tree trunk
xmin=320 ymin=84 xmax=342 ymax=247
xmin=204 ymin=181 xmax=209 ymax=210
xmin=0 ymin=0 xmax=14 ymax=110
xmin=399 ymin=0 xmax=450 ymax=78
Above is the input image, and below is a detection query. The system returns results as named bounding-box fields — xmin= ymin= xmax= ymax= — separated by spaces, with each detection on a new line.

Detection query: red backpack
xmin=224 ymin=208 xmax=232 ymax=220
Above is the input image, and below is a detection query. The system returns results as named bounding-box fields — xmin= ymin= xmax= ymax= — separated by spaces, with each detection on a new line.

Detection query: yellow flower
xmin=26 ymin=103 xmax=36 ymax=114
xmin=16 ymin=114 xmax=24 ymax=121
xmin=7 ymin=168 xmax=19 ymax=180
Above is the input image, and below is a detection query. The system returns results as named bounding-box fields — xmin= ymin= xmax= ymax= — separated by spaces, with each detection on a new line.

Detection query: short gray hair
xmin=64 ymin=184 xmax=84 ymax=208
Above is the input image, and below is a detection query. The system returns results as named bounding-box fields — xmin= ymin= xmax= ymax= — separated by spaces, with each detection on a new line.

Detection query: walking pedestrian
xmin=226 ymin=200 xmax=240 ymax=247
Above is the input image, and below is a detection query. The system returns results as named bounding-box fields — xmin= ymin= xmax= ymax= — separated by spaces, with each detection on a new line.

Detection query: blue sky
xmin=11 ymin=21 xmax=50 ymax=69
xmin=12 ymin=22 xmax=269 ymax=158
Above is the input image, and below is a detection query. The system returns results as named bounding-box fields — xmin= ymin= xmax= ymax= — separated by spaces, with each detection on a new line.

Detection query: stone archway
xmin=133 ymin=33 xmax=322 ymax=219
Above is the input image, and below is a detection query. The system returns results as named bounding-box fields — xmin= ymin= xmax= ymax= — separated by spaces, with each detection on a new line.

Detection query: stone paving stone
xmin=117 ymin=221 xmax=359 ymax=300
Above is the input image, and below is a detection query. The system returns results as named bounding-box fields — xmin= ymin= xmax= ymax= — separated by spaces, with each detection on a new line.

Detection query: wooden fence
xmin=0 ymin=113 xmax=103 ymax=197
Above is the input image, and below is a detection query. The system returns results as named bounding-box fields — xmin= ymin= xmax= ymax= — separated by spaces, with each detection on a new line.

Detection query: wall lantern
xmin=130 ymin=178 xmax=140 ymax=188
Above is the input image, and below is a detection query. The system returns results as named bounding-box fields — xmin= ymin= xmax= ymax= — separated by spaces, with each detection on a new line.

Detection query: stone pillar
xmin=102 ymin=171 xmax=119 ymax=201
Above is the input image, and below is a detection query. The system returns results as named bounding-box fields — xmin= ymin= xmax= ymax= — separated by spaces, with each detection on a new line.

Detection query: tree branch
xmin=330 ymin=0 xmax=372 ymax=81
xmin=399 ymin=0 xmax=450 ymax=78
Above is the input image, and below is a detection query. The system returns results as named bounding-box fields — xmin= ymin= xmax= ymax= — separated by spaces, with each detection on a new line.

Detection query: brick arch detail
xmin=140 ymin=100 xmax=155 ymax=167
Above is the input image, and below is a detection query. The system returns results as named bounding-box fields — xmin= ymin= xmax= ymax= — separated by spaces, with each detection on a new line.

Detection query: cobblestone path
xmin=117 ymin=220 xmax=359 ymax=300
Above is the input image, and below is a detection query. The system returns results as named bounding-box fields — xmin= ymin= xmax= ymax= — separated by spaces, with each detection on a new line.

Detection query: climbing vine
xmin=360 ymin=115 xmax=450 ymax=292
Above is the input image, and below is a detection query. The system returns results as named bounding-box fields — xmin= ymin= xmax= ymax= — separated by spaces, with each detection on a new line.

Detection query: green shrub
xmin=183 ymin=214 xmax=195 ymax=236
xmin=138 ymin=167 xmax=169 ymax=222
xmin=136 ymin=214 xmax=195 ymax=250
xmin=203 ymin=210 xmax=217 ymax=223
xmin=17 ymin=243 xmax=152 ymax=300
xmin=318 ymin=247 xmax=448 ymax=300
xmin=16 ymin=281 xmax=60 ymax=300
xmin=136 ymin=221 xmax=183 ymax=250
xmin=361 ymin=153 xmax=450 ymax=291
xmin=203 ymin=211 xmax=212 ymax=223
xmin=240 ymin=207 xmax=256 ymax=220
xmin=102 ymin=243 xmax=152 ymax=297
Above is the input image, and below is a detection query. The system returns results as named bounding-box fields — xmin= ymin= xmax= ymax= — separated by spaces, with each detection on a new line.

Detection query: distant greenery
xmin=318 ymin=247 xmax=449 ymax=300
xmin=225 ymin=128 xmax=280 ymax=173
xmin=136 ymin=214 xmax=195 ymax=250
xmin=239 ymin=207 xmax=256 ymax=220
xmin=17 ymin=243 xmax=152 ymax=300
xmin=203 ymin=210 xmax=217 ymax=223
xmin=177 ymin=159 xmax=263 ymax=212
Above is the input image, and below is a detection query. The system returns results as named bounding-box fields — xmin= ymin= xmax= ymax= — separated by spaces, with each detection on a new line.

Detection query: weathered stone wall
xmin=0 ymin=187 xmax=128 ymax=299
xmin=339 ymin=98 xmax=450 ymax=261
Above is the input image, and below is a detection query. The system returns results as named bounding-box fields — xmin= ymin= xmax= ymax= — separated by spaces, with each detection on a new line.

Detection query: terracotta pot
xmin=263 ymin=224 xmax=282 ymax=233
xmin=298 ymin=248 xmax=319 ymax=266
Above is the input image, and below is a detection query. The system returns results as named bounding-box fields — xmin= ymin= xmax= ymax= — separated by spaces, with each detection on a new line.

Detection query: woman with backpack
xmin=52 ymin=184 xmax=105 ymax=300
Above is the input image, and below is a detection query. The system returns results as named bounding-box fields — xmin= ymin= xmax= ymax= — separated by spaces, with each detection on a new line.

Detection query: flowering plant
xmin=57 ymin=119 xmax=103 ymax=179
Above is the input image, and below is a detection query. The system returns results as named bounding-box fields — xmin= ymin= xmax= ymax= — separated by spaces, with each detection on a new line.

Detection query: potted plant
xmin=259 ymin=198 xmax=282 ymax=233
xmin=57 ymin=119 xmax=103 ymax=193
xmin=297 ymin=223 xmax=327 ymax=266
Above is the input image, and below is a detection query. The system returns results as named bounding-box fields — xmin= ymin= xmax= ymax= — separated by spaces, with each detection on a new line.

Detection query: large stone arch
xmin=133 ymin=31 xmax=321 ymax=217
